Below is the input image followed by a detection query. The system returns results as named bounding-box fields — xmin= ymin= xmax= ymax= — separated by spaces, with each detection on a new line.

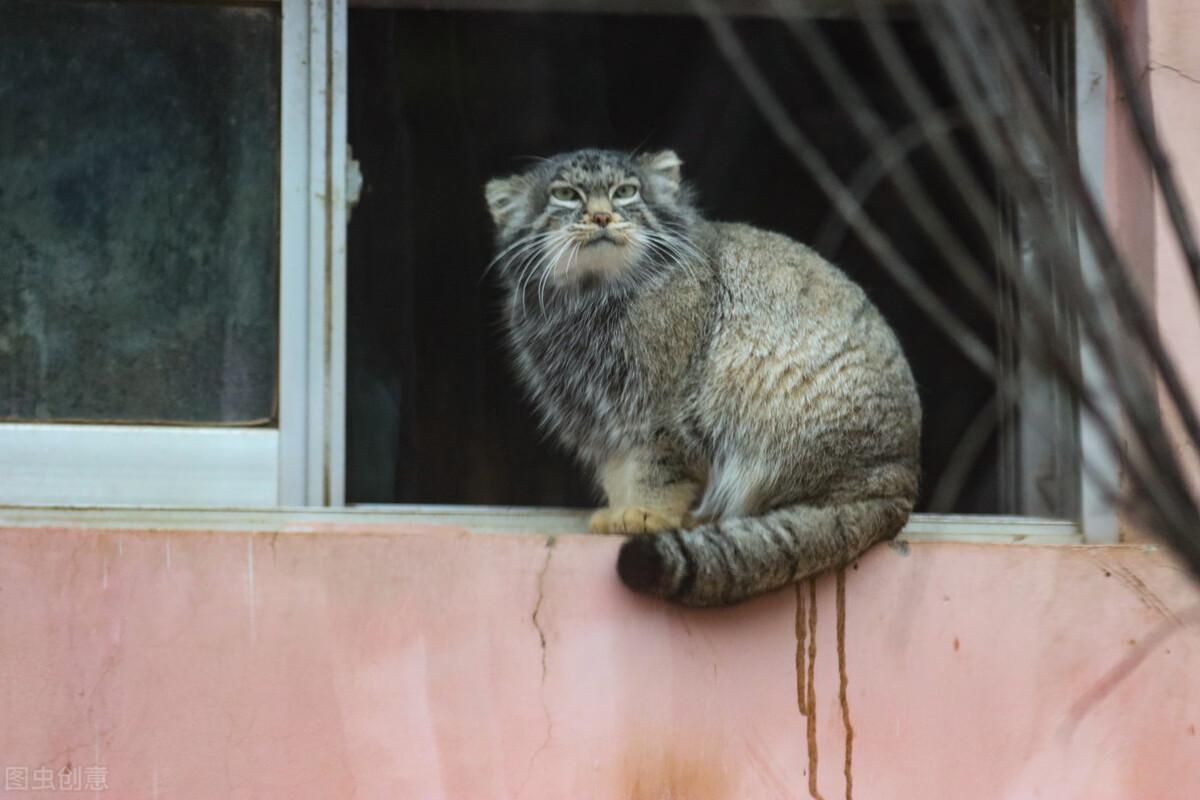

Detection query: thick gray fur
xmin=484 ymin=148 xmax=921 ymax=606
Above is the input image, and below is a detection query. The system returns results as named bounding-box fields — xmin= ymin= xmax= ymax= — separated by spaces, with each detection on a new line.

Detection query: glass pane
xmin=0 ymin=0 xmax=280 ymax=424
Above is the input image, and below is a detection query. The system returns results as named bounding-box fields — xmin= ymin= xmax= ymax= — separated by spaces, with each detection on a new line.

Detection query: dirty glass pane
xmin=0 ymin=0 xmax=280 ymax=423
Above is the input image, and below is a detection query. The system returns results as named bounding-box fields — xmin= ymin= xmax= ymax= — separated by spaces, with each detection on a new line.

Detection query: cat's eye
xmin=550 ymin=186 xmax=580 ymax=204
xmin=613 ymin=184 xmax=639 ymax=201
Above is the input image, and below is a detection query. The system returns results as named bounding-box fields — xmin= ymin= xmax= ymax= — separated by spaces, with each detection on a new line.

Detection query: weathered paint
xmin=1144 ymin=0 xmax=1200 ymax=503
xmin=0 ymin=524 xmax=1197 ymax=798
xmin=1110 ymin=0 xmax=1200 ymax=516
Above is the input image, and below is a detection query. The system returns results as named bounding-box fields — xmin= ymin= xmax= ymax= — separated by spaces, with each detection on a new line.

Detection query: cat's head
xmin=484 ymin=148 xmax=699 ymax=293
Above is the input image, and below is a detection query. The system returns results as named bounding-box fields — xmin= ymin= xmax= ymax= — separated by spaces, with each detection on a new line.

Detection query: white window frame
xmin=0 ymin=0 xmax=347 ymax=508
xmin=1073 ymin=0 xmax=1119 ymax=543
xmin=279 ymin=0 xmax=348 ymax=506
xmin=0 ymin=0 xmax=1114 ymax=546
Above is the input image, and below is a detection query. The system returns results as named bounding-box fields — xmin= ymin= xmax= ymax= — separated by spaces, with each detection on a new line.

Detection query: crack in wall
xmin=1149 ymin=60 xmax=1200 ymax=86
xmin=516 ymin=536 xmax=557 ymax=799
xmin=532 ymin=536 xmax=557 ymax=684
xmin=1093 ymin=553 xmax=1179 ymax=623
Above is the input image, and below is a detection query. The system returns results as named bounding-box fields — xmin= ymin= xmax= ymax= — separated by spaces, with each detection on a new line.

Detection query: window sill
xmin=0 ymin=504 xmax=1082 ymax=544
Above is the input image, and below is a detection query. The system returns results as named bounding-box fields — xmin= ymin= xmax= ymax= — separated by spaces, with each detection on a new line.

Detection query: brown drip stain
xmin=625 ymin=749 xmax=734 ymax=800
xmin=795 ymin=582 xmax=808 ymax=716
xmin=836 ymin=569 xmax=854 ymax=800
xmin=797 ymin=575 xmax=856 ymax=800
xmin=806 ymin=579 xmax=823 ymax=800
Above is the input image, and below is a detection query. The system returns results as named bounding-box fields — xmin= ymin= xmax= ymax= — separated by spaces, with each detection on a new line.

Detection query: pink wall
xmin=1 ymin=524 xmax=1198 ymax=799
xmin=1111 ymin=0 xmax=1200 ymax=504
xmin=3 ymin=6 xmax=1200 ymax=799
xmin=1146 ymin=0 xmax=1200 ymax=497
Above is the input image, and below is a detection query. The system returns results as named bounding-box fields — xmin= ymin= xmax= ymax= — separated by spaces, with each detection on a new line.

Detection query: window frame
xmin=0 ymin=0 xmax=346 ymax=508
xmin=278 ymin=0 xmax=348 ymax=506
xmin=333 ymin=0 xmax=1113 ymax=542
xmin=1072 ymin=0 xmax=1119 ymax=543
xmin=0 ymin=0 xmax=1114 ymax=545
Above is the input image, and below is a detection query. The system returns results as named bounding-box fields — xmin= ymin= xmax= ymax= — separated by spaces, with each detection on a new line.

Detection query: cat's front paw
xmin=589 ymin=506 xmax=684 ymax=535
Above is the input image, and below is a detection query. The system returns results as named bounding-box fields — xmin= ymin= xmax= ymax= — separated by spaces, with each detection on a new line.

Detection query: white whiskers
xmin=491 ymin=218 xmax=705 ymax=319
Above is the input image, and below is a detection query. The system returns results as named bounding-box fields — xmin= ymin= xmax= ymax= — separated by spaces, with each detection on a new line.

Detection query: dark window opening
xmin=346 ymin=8 xmax=1003 ymax=512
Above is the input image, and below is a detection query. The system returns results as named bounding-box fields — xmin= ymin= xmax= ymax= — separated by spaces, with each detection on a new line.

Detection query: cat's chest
xmin=509 ymin=299 xmax=658 ymax=433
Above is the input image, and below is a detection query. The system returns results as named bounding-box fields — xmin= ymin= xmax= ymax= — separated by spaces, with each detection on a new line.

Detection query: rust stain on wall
xmin=1067 ymin=606 xmax=1200 ymax=727
xmin=805 ymin=579 xmax=823 ymax=800
xmin=797 ymin=574 xmax=855 ymax=800
xmin=624 ymin=748 xmax=734 ymax=800
xmin=836 ymin=569 xmax=854 ymax=800
xmin=795 ymin=582 xmax=808 ymax=716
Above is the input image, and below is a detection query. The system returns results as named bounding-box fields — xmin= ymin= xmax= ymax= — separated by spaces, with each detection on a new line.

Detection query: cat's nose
xmin=591 ymin=212 xmax=612 ymax=227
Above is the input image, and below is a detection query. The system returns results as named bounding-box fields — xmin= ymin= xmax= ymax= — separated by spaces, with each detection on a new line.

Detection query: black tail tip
xmin=617 ymin=535 xmax=667 ymax=595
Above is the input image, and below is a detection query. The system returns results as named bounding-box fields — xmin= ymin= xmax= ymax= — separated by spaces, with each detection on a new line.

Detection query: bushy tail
xmin=616 ymin=497 xmax=912 ymax=607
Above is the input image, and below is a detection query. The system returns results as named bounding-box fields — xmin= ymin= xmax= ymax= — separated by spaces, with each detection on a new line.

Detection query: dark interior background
xmin=346 ymin=9 xmax=1000 ymax=512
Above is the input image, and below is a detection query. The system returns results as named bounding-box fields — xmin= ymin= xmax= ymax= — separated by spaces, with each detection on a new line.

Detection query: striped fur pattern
xmin=485 ymin=149 xmax=921 ymax=606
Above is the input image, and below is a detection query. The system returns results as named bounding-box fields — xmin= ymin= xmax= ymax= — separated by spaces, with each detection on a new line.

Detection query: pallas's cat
xmin=485 ymin=148 xmax=920 ymax=606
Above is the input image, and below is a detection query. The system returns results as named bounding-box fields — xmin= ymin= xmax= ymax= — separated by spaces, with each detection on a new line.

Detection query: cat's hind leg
xmin=589 ymin=448 xmax=702 ymax=535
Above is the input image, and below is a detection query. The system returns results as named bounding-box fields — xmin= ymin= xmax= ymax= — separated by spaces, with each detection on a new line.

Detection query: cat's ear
xmin=638 ymin=150 xmax=683 ymax=192
xmin=484 ymin=176 xmax=527 ymax=228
